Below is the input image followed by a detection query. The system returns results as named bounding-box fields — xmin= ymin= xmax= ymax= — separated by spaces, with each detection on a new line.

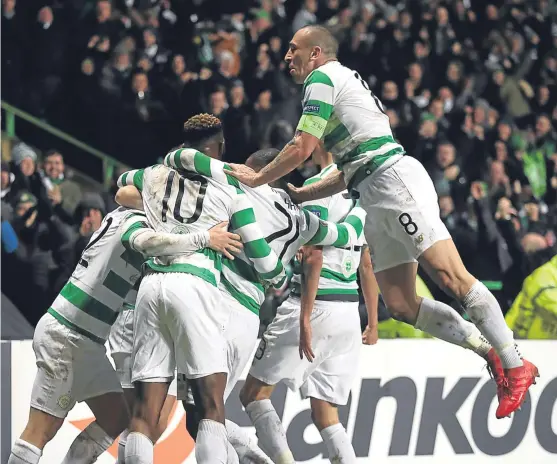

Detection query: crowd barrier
xmin=1 ymin=339 xmax=555 ymax=463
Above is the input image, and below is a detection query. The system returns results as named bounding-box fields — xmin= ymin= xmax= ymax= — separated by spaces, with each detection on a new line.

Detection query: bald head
xmin=298 ymin=25 xmax=339 ymax=58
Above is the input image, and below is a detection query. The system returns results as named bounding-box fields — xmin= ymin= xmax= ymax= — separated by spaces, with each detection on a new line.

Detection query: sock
xmin=196 ymin=419 xmax=227 ymax=464
xmin=125 ymin=432 xmax=153 ymax=464
xmin=61 ymin=422 xmax=114 ymax=464
xmin=245 ymin=400 xmax=294 ymax=464
xmin=8 ymin=439 xmax=42 ymax=464
xmin=227 ymin=441 xmax=240 ymax=464
xmin=415 ymin=297 xmax=492 ymax=358
xmin=462 ymin=281 xmax=522 ymax=368
xmin=225 ymin=419 xmax=273 ymax=463
xmin=117 ymin=428 xmax=129 ymax=463
xmin=320 ymin=423 xmax=356 ymax=464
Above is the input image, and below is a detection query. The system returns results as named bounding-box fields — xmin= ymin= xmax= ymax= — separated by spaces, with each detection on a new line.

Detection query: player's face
xmin=285 ymin=31 xmax=315 ymax=84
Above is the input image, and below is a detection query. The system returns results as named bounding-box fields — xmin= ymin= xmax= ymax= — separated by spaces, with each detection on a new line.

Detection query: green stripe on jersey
xmin=332 ymin=224 xmax=349 ymax=247
xmin=344 ymin=214 xmax=364 ymax=238
xmin=145 ymin=259 xmax=217 ymax=287
xmin=133 ymin=170 xmax=144 ymax=191
xmin=194 ymin=151 xmax=212 ymax=177
xmin=222 ymin=259 xmax=264 ymax=292
xmin=221 ymin=277 xmax=260 ymax=315
xmin=303 ymin=70 xmax=334 ymax=93
xmin=342 ymin=135 xmax=402 ymax=162
xmin=103 ymin=271 xmax=131 ymax=298
xmin=121 ymin=249 xmax=144 ymax=271
xmin=320 ymin=268 xmax=357 ymax=283
xmin=324 ymin=123 xmax=350 ymax=151
xmin=231 ymin=208 xmax=256 ymax=230
xmin=47 ymin=308 xmax=105 ymax=344
xmin=244 ymin=238 xmax=271 ymax=259
xmin=60 ymin=282 xmax=118 ymax=325
xmin=259 ymin=260 xmax=284 ymax=281
xmin=121 ymin=221 xmax=148 ymax=250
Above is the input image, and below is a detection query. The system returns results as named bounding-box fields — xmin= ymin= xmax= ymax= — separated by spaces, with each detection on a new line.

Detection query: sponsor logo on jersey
xmin=304 ymin=103 xmax=321 ymax=114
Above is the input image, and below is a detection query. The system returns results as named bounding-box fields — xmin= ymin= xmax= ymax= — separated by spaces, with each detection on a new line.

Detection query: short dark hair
xmin=45 ymin=149 xmax=62 ymax=159
xmin=246 ymin=148 xmax=280 ymax=172
xmin=183 ymin=113 xmax=223 ymax=146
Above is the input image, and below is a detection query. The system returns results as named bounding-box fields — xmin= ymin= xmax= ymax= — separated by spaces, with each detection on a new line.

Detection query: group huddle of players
xmin=9 ymin=24 xmax=538 ymax=464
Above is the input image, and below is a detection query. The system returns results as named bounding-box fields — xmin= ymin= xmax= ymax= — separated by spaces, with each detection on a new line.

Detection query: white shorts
xmin=178 ymin=289 xmax=261 ymax=403
xmin=357 ymin=156 xmax=451 ymax=273
xmin=249 ymin=296 xmax=361 ymax=406
xmin=31 ymin=313 xmax=122 ymax=418
xmin=132 ymin=273 xmax=228 ymax=384
xmin=109 ymin=308 xmax=177 ymax=395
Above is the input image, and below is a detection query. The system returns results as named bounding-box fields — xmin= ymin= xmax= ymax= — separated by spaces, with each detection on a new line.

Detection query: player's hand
xmin=226 ymin=164 xmax=261 ymax=187
xmin=299 ymin=319 xmax=315 ymax=362
xmin=208 ymin=222 xmax=243 ymax=260
xmin=362 ymin=325 xmax=378 ymax=345
xmin=286 ymin=183 xmax=308 ymax=204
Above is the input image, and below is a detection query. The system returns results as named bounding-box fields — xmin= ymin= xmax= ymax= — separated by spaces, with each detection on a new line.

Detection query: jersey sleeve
xmin=230 ymin=191 xmax=286 ymax=288
xmin=163 ymin=148 xmax=241 ymax=188
xmin=120 ymin=212 xmax=209 ymax=256
xmin=117 ymin=169 xmax=146 ymax=192
xmin=301 ymin=201 xmax=366 ymax=247
xmin=301 ymin=179 xmax=331 ymax=221
xmin=296 ymin=70 xmax=335 ymax=139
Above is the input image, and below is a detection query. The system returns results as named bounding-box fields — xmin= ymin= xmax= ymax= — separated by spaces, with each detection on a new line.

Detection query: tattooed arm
xmin=227 ymin=131 xmax=320 ymax=187
xmin=289 ymin=167 xmax=347 ymax=203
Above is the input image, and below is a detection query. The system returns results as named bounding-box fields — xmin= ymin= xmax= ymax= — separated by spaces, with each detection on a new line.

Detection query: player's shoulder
xmin=304 ymin=62 xmax=351 ymax=88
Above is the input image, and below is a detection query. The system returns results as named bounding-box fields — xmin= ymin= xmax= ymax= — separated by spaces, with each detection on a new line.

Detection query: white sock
xmin=116 ymin=428 xmax=129 ymax=463
xmin=320 ymin=423 xmax=356 ymax=464
xmin=125 ymin=432 xmax=153 ymax=464
xmin=8 ymin=439 xmax=42 ymax=464
xmin=225 ymin=419 xmax=273 ymax=463
xmin=462 ymin=281 xmax=522 ymax=368
xmin=227 ymin=441 xmax=240 ymax=464
xmin=196 ymin=419 xmax=228 ymax=464
xmin=245 ymin=400 xmax=294 ymax=464
xmin=416 ymin=297 xmax=492 ymax=357
xmin=61 ymin=421 xmax=114 ymax=464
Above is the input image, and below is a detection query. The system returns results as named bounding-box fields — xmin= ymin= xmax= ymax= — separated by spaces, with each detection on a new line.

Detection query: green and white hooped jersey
xmin=164 ymin=148 xmax=367 ymax=314
xmin=49 ymin=207 xmax=149 ymax=344
xmin=118 ymin=163 xmax=286 ymax=290
xmin=291 ymin=164 xmax=366 ymax=302
xmin=296 ymin=61 xmax=405 ymax=185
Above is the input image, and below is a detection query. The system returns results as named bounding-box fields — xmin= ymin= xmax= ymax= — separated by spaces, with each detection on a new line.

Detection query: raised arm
xmin=226 ymin=71 xmax=335 ymax=188
xmin=117 ymin=169 xmax=146 ymax=191
xmin=164 ymin=148 xmax=242 ymax=188
xmin=301 ymin=202 xmax=366 ymax=248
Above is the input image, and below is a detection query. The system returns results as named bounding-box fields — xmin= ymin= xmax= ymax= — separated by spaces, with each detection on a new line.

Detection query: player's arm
xmin=163 ymin=148 xmax=242 ymax=188
xmin=117 ymin=188 xmax=242 ymax=259
xmin=299 ymin=245 xmax=323 ymax=362
xmin=302 ymin=202 xmax=366 ymax=248
xmin=230 ymin=191 xmax=287 ymax=287
xmin=289 ymin=168 xmax=347 ymax=204
xmin=227 ymin=72 xmax=335 ymax=187
xmin=117 ymin=169 xmax=146 ymax=192
xmin=359 ymin=245 xmax=379 ymax=345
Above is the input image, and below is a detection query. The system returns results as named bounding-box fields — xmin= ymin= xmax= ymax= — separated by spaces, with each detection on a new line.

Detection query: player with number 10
xmin=227 ymin=25 xmax=539 ymax=420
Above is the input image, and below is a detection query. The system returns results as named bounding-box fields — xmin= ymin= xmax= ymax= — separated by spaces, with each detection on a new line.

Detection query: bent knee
xmin=436 ymin=269 xmax=475 ymax=300
xmin=239 ymin=376 xmax=272 ymax=408
xmin=383 ymin=297 xmax=420 ymax=325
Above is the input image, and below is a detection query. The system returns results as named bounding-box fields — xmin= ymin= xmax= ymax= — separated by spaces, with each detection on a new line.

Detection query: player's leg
xmin=166 ymin=273 xmax=232 ymax=464
xmin=240 ymin=297 xmax=312 ymax=464
xmin=9 ymin=314 xmax=77 ymax=464
xmin=419 ymin=239 xmax=539 ymax=416
xmin=125 ymin=274 xmax=176 ymax=464
xmin=358 ymin=161 xmax=499 ymax=369
xmin=310 ymin=399 xmax=356 ymax=464
xmin=222 ymin=296 xmax=274 ymax=463
xmin=302 ymin=301 xmax=360 ymax=464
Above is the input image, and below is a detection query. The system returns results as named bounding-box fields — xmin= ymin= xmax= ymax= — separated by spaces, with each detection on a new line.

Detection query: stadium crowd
xmin=1 ymin=0 xmax=556 ymax=331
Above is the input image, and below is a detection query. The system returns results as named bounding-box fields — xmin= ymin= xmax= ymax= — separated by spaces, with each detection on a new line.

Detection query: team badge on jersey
xmin=342 ymin=256 xmax=355 ymax=277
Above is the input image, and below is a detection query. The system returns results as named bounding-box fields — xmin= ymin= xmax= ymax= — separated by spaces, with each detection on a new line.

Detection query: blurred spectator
xmin=41 ymin=150 xmax=83 ymax=225
xmin=292 ymin=0 xmax=317 ymax=33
